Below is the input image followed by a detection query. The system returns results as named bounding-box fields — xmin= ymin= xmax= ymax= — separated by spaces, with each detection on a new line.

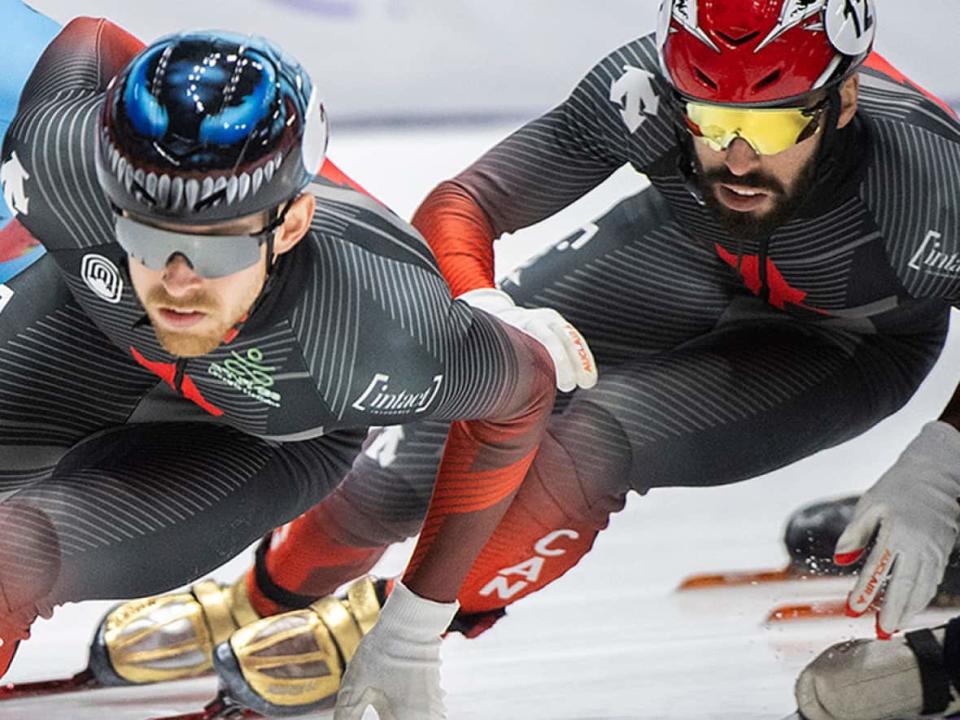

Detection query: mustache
xmin=700 ymin=167 xmax=786 ymax=196
xmin=145 ymin=286 xmax=219 ymax=313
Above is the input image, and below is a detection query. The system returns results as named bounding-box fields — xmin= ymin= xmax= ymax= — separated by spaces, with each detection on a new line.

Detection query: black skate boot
xmin=784 ymin=495 xmax=960 ymax=605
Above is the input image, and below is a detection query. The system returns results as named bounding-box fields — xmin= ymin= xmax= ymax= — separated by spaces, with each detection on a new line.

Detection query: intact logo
xmin=352 ymin=373 xmax=443 ymax=416
xmin=208 ymin=347 xmax=282 ymax=408
xmin=478 ymin=529 xmax=581 ymax=601
xmin=907 ymin=230 xmax=959 ymax=277
xmin=81 ymin=254 xmax=124 ymax=304
xmin=609 ymin=65 xmax=660 ymax=134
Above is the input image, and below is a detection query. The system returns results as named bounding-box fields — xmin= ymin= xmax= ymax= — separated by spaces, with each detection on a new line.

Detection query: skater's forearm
xmin=411 ymin=180 xmax=498 ymax=296
xmin=403 ymin=492 xmax=518 ymax=603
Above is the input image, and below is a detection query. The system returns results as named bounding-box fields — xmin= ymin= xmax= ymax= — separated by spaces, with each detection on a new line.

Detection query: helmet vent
xmin=693 ymin=67 xmax=718 ymax=91
xmin=753 ymin=69 xmax=782 ymax=93
xmin=715 ymin=30 xmax=760 ymax=47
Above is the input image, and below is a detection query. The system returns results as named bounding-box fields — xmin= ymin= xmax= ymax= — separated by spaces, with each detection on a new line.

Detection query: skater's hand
xmin=835 ymin=421 xmax=960 ymax=638
xmin=334 ymin=580 xmax=457 ymax=720
xmin=458 ymin=288 xmax=597 ymax=392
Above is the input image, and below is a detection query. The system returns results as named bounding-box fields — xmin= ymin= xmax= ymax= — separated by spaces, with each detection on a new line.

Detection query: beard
xmin=693 ymin=154 xmax=819 ymax=241
xmin=144 ymin=286 xmax=235 ymax=357
xmin=153 ymin=323 xmax=227 ymax=357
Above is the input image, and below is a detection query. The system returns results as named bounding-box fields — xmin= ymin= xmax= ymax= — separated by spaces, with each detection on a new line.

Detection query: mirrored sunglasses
xmin=684 ymin=98 xmax=828 ymax=156
xmin=114 ymin=216 xmax=272 ymax=279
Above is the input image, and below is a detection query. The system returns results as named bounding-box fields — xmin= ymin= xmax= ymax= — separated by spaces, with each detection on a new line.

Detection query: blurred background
xmin=22 ymin=0 xmax=960 ymax=126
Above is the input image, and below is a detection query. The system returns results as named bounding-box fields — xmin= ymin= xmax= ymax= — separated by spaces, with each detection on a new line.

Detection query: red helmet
xmin=657 ymin=0 xmax=877 ymax=105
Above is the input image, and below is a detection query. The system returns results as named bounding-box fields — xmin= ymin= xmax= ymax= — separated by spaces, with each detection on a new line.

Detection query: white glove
xmin=333 ymin=580 xmax=459 ymax=720
xmin=459 ymin=287 xmax=597 ymax=392
xmin=835 ymin=421 xmax=960 ymax=637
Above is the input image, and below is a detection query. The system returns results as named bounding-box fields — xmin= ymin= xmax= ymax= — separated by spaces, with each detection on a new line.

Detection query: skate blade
xmin=677 ymin=565 xmax=803 ymax=590
xmin=0 ymin=669 xmax=99 ymax=699
xmin=765 ymin=600 xmax=847 ymax=623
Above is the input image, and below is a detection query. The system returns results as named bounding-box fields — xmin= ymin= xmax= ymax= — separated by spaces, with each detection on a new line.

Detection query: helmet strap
xmin=812 ymin=86 xmax=844 ymax=178
xmin=673 ymin=119 xmax=706 ymax=207
xmin=262 ymin=197 xmax=298 ymax=275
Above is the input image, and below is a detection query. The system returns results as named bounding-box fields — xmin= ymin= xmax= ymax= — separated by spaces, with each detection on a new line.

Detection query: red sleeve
xmin=411 ymin=181 xmax=497 ymax=296
xmin=93 ymin=18 xmax=146 ymax=85
xmin=21 ymin=17 xmax=143 ymax=99
xmin=864 ymin=52 xmax=957 ymax=119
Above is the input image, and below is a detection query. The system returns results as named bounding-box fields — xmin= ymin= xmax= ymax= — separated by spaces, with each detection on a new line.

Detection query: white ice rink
xmin=4 ymin=124 xmax=960 ymax=719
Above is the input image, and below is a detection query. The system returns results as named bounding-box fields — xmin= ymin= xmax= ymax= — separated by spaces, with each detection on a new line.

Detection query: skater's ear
xmin=272 ymin=193 xmax=315 ymax=257
xmin=837 ymin=75 xmax=859 ymax=130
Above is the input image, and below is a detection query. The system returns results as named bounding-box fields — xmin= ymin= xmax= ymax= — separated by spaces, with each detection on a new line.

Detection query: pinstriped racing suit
xmin=0 ymin=17 xmax=554 ymax=612
xmin=249 ymin=35 xmax=960 ymax=617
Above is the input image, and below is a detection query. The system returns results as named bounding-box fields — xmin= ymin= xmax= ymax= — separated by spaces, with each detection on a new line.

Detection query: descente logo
xmin=908 ymin=230 xmax=958 ymax=276
xmin=609 ymin=65 xmax=660 ymax=134
xmin=352 ymin=373 xmax=443 ymax=416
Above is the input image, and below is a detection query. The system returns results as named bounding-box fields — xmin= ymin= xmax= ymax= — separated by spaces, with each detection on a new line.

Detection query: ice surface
xmin=3 ymin=124 xmax=960 ymax=719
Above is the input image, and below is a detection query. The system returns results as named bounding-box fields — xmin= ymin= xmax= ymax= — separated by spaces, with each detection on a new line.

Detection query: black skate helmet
xmin=95 ymin=30 xmax=328 ymax=227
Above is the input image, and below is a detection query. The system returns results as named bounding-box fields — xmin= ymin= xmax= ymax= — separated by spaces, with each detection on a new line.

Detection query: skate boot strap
xmin=447 ymin=607 xmax=507 ymax=639
xmin=192 ymin=580 xmax=248 ymax=645
xmin=252 ymin=535 xmax=316 ymax=610
xmin=905 ymin=616 xmax=960 ymax=714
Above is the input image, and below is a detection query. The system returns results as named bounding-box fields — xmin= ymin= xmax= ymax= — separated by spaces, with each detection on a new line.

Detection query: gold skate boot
xmin=87 ymin=576 xmax=260 ymax=686
xmin=213 ymin=576 xmax=385 ymax=715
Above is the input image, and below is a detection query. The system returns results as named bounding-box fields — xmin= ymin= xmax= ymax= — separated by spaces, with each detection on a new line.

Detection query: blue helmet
xmin=96 ymin=30 xmax=328 ymax=225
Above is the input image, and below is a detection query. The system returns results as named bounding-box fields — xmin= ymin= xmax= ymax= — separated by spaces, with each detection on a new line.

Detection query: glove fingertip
xmin=875 ymin=614 xmax=896 ymax=640
xmin=844 ymin=599 xmax=864 ymax=619
xmin=834 ymin=548 xmax=865 ymax=566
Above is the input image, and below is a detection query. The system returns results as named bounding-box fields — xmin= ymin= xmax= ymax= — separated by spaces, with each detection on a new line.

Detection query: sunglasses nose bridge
xmin=163 ymin=251 xmax=195 ymax=270
xmin=709 ymin=129 xmax=759 ymax=156
xmin=165 ymin=250 xmax=197 ymax=272
xmin=729 ymin=131 xmax=762 ymax=156
xmin=161 ymin=252 xmax=205 ymax=290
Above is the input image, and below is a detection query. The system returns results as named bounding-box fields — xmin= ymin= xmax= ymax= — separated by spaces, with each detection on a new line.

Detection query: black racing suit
xmin=0 ymin=17 xmax=554 ymax=606
xmin=251 ymin=35 xmax=960 ymax=616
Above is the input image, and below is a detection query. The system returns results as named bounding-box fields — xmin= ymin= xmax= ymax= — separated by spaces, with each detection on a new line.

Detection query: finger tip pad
xmin=834 ymin=550 xmax=863 ymax=566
